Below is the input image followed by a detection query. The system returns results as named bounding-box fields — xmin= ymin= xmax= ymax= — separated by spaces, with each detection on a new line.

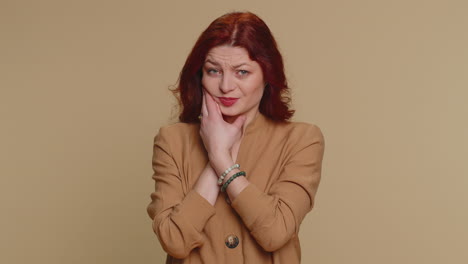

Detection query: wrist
xmin=217 ymin=165 xmax=240 ymax=186
xmin=209 ymin=154 xmax=234 ymax=176
xmin=221 ymin=168 xmax=241 ymax=185
xmin=208 ymin=149 xmax=231 ymax=160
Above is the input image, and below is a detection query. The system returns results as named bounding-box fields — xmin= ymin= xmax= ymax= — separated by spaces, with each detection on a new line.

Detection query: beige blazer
xmin=147 ymin=113 xmax=325 ymax=263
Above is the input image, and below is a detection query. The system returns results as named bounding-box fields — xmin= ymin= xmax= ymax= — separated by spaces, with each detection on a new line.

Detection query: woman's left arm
xmin=227 ymin=125 xmax=325 ymax=252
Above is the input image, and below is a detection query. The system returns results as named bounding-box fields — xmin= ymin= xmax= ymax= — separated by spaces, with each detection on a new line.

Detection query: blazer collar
xmin=243 ymin=112 xmax=269 ymax=136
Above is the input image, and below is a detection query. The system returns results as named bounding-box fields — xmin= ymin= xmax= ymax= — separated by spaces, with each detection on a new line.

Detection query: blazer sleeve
xmin=230 ymin=124 xmax=325 ymax=252
xmin=146 ymin=126 xmax=216 ymax=259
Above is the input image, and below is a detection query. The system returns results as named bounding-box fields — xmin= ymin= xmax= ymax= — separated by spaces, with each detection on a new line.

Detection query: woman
xmin=147 ymin=11 xmax=325 ymax=263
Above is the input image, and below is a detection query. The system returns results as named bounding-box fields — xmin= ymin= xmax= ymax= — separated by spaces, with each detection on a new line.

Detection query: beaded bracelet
xmin=217 ymin=164 xmax=240 ymax=186
xmin=221 ymin=171 xmax=246 ymax=192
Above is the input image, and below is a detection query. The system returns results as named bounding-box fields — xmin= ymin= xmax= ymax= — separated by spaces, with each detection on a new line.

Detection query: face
xmin=201 ymin=45 xmax=265 ymax=122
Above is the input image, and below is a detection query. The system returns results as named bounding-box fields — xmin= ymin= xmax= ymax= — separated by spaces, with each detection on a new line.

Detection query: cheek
xmin=201 ymin=76 xmax=208 ymax=89
xmin=247 ymin=78 xmax=265 ymax=99
xmin=202 ymin=76 xmax=219 ymax=92
xmin=254 ymin=87 xmax=265 ymax=102
xmin=243 ymin=84 xmax=264 ymax=105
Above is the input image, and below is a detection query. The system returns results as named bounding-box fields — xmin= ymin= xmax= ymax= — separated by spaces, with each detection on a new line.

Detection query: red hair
xmin=172 ymin=11 xmax=294 ymax=123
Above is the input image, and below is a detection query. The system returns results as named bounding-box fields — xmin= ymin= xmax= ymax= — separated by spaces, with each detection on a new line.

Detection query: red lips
xmin=218 ymin=97 xmax=238 ymax=107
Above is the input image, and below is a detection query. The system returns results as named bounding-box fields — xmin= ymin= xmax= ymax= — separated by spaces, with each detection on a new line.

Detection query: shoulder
xmin=279 ymin=121 xmax=325 ymax=161
xmin=157 ymin=122 xmax=198 ymax=136
xmin=257 ymin=118 xmax=325 ymax=159
xmin=273 ymin=120 xmax=324 ymax=144
xmin=153 ymin=122 xmax=199 ymax=146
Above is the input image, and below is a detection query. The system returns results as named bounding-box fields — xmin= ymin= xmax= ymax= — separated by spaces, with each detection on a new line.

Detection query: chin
xmin=221 ymin=111 xmax=240 ymax=118
xmin=220 ymin=106 xmax=241 ymax=116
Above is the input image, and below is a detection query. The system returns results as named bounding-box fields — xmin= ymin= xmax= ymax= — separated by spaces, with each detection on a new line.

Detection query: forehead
xmin=205 ymin=45 xmax=251 ymax=63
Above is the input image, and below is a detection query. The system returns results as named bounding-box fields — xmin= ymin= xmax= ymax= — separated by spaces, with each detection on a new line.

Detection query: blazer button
xmin=225 ymin=234 xmax=239 ymax=249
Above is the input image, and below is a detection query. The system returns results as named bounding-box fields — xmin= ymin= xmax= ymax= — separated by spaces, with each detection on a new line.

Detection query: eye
xmin=238 ymin=70 xmax=249 ymax=76
xmin=206 ymin=68 xmax=221 ymax=75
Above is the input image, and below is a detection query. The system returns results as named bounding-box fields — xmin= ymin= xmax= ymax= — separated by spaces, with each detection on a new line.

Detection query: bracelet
xmin=221 ymin=171 xmax=246 ymax=192
xmin=217 ymin=164 xmax=240 ymax=186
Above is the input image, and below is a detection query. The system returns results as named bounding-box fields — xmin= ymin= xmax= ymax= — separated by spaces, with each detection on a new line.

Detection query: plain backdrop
xmin=1 ymin=0 xmax=467 ymax=263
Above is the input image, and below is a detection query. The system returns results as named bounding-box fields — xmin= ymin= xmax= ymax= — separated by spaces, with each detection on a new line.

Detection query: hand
xmin=199 ymin=90 xmax=246 ymax=172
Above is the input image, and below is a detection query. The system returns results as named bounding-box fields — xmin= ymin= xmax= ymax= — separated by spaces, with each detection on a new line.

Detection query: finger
xmin=232 ymin=115 xmax=247 ymax=129
xmin=201 ymin=90 xmax=208 ymax=117
xmin=205 ymin=92 xmax=221 ymax=119
xmin=215 ymin=101 xmax=222 ymax=116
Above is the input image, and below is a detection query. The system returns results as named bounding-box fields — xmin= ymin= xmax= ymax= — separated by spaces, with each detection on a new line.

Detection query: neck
xmin=223 ymin=110 xmax=259 ymax=133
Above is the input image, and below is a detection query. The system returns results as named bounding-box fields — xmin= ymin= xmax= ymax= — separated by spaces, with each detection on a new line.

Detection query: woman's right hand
xmin=199 ymin=90 xmax=246 ymax=173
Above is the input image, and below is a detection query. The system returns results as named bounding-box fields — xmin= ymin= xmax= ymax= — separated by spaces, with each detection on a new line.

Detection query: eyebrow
xmin=204 ymin=59 xmax=250 ymax=68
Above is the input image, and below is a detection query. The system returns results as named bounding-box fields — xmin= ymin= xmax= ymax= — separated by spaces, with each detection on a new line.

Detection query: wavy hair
xmin=172 ymin=11 xmax=294 ymax=123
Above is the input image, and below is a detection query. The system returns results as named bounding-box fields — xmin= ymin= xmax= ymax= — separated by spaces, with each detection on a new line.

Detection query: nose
xmin=219 ymin=73 xmax=236 ymax=93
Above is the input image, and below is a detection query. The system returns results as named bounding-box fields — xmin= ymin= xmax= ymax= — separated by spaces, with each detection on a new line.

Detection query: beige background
xmin=1 ymin=0 xmax=467 ymax=263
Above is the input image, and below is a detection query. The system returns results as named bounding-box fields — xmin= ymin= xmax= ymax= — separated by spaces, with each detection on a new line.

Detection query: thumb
xmin=232 ymin=115 xmax=247 ymax=129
